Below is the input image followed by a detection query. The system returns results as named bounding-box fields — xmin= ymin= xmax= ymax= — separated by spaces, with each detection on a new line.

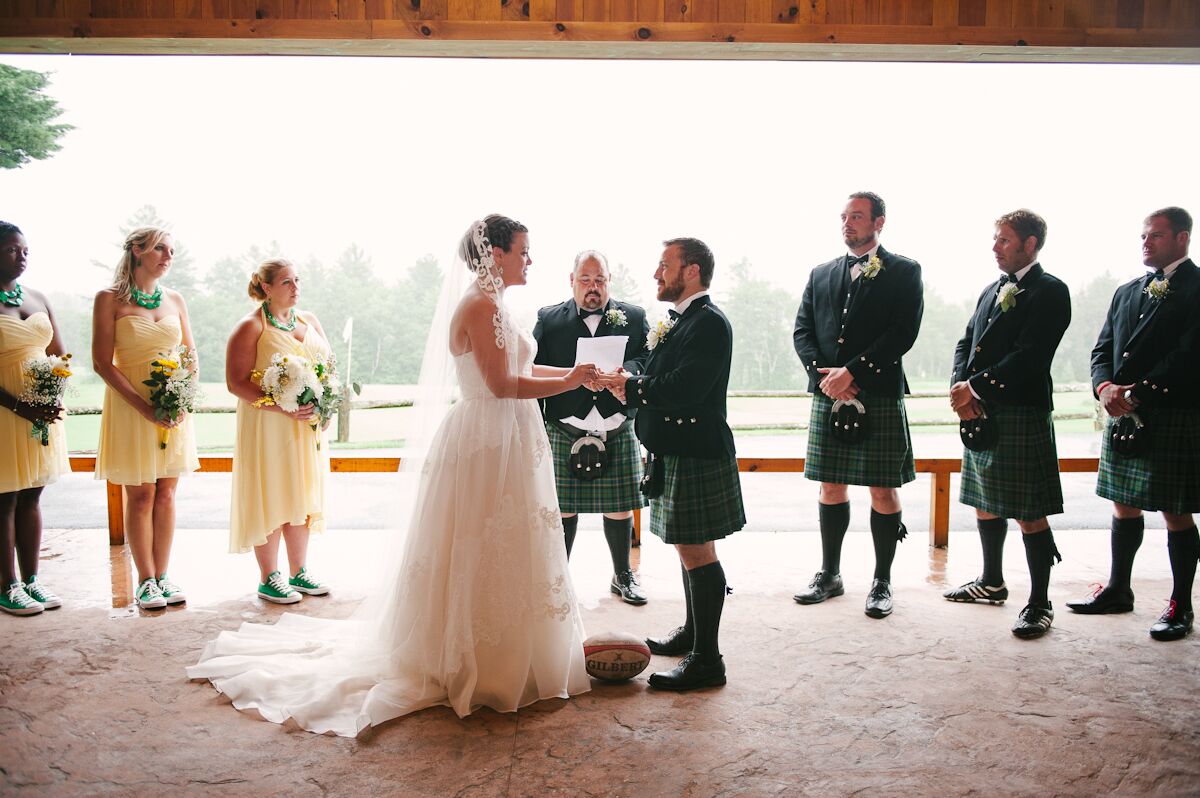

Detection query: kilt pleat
xmin=1096 ymin=406 xmax=1200 ymax=514
xmin=959 ymin=405 xmax=1063 ymax=521
xmin=649 ymin=454 xmax=745 ymax=544
xmin=805 ymin=393 xmax=916 ymax=488
xmin=547 ymin=421 xmax=646 ymax=514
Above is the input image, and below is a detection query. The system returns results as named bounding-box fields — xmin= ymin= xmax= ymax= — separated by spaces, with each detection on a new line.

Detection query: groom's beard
xmin=657 ymin=273 xmax=686 ymax=302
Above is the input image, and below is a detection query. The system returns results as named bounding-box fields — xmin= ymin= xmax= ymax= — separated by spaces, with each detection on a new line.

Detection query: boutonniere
xmin=860 ymin=254 xmax=883 ymax=280
xmin=605 ymin=307 xmax=628 ymax=327
xmin=646 ymin=317 xmax=676 ymax=350
xmin=998 ymin=281 xmax=1025 ymax=312
xmin=1145 ymin=277 xmax=1171 ymax=302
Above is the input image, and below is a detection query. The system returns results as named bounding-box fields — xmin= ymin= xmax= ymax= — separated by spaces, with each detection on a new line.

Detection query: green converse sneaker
xmin=1 ymin=582 xmax=44 ymax=616
xmin=136 ymin=578 xmax=167 ymax=610
xmin=24 ymin=575 xmax=61 ymax=609
xmin=157 ymin=574 xmax=186 ymax=605
xmin=288 ymin=566 xmax=329 ymax=596
xmin=258 ymin=571 xmax=302 ymax=604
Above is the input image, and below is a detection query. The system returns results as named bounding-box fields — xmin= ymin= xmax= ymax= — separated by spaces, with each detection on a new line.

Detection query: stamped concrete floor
xmin=2 ymin=524 xmax=1198 ymax=797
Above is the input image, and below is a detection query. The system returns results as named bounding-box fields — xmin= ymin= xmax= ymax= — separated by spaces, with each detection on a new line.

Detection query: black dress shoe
xmin=646 ymin=625 xmax=693 ymax=656
xmin=793 ymin=570 xmax=845 ymax=604
xmin=1066 ymin=585 xmax=1134 ymax=614
xmin=1149 ymin=601 xmax=1194 ymax=642
xmin=864 ymin=578 xmax=893 ymax=619
xmin=647 ymin=653 xmax=726 ymax=691
xmin=610 ymin=570 xmax=648 ymax=606
xmin=1012 ymin=602 xmax=1054 ymax=639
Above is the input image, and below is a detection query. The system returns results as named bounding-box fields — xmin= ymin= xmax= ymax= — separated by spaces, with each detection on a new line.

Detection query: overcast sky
xmin=2 ymin=54 xmax=1197 ymax=319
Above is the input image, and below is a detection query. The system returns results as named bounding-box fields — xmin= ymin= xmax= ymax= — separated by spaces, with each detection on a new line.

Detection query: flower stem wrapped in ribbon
xmin=144 ymin=345 xmax=199 ymax=450
xmin=252 ymin=351 xmax=342 ymax=450
xmin=20 ymin=353 xmax=73 ymax=446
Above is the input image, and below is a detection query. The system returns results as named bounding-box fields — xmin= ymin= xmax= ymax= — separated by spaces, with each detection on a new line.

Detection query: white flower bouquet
xmin=144 ymin=345 xmax=199 ymax=449
xmin=253 ymin=351 xmax=343 ymax=448
xmin=20 ymin=353 xmax=73 ymax=446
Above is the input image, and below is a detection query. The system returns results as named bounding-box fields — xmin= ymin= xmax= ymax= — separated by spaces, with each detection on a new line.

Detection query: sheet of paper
xmin=574 ymin=336 xmax=628 ymax=372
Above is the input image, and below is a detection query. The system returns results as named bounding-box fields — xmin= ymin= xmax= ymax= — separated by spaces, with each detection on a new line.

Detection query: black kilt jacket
xmin=952 ymin=264 xmax=1072 ymax=411
xmin=793 ymin=246 xmax=924 ymax=399
xmin=532 ymin=298 xmax=650 ymax=423
xmin=625 ymin=295 xmax=736 ymax=459
xmin=1091 ymin=259 xmax=1200 ymax=409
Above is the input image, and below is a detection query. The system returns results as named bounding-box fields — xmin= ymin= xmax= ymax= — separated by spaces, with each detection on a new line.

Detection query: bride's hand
xmin=566 ymin=363 xmax=599 ymax=390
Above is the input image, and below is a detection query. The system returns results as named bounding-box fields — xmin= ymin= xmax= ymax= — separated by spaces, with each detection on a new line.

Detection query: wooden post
xmin=106 ymin=482 xmax=125 ymax=546
xmin=929 ymin=470 xmax=950 ymax=549
xmin=337 ymin=384 xmax=352 ymax=443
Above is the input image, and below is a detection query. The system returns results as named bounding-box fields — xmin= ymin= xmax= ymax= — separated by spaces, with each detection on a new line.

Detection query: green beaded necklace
xmin=130 ymin=284 xmax=163 ymax=309
xmin=262 ymin=302 xmax=298 ymax=331
xmin=0 ymin=284 xmax=23 ymax=307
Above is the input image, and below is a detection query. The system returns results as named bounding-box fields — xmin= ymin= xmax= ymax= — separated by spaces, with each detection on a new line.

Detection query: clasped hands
xmin=571 ymin=364 xmax=630 ymax=403
xmin=1098 ymin=382 xmax=1138 ymax=418
xmin=949 ymin=381 xmax=982 ymax=420
xmin=817 ymin=367 xmax=859 ymax=402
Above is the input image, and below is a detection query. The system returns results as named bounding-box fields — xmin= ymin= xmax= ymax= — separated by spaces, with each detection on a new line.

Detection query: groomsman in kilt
xmin=1068 ymin=206 xmax=1200 ymax=642
xmin=608 ymin=237 xmax=745 ymax=690
xmin=792 ymin=191 xmax=923 ymax=619
xmin=532 ymin=250 xmax=651 ymax=605
xmin=945 ymin=209 xmax=1071 ymax=639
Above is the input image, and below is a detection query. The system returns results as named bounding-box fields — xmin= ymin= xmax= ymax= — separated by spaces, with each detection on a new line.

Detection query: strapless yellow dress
xmin=95 ymin=315 xmax=200 ymax=486
xmin=229 ymin=314 xmax=331 ymax=553
xmin=0 ymin=312 xmax=69 ymax=493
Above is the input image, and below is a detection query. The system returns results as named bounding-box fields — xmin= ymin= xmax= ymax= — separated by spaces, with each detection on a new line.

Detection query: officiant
xmin=533 ymin=250 xmax=651 ymax=605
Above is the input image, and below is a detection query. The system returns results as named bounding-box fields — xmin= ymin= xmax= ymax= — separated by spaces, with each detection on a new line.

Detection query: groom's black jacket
xmin=793 ymin=246 xmax=923 ymax=398
xmin=532 ymin=298 xmax=650 ymax=423
xmin=625 ymin=295 xmax=736 ymax=459
xmin=952 ymin=263 xmax=1071 ymax=411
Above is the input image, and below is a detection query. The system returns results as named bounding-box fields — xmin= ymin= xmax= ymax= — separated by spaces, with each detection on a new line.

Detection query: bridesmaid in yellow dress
xmin=226 ymin=258 xmax=332 ymax=604
xmin=93 ymin=227 xmax=200 ymax=611
xmin=0 ymin=222 xmax=70 ymax=616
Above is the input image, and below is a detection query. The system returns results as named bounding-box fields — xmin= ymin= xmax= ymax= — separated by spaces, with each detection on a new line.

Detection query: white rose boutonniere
xmin=1145 ymin=277 xmax=1171 ymax=302
xmin=605 ymin=307 xmax=628 ymax=327
xmin=646 ymin=317 xmax=676 ymax=350
xmin=998 ymin=281 xmax=1025 ymax=312
xmin=860 ymin=254 xmax=883 ymax=280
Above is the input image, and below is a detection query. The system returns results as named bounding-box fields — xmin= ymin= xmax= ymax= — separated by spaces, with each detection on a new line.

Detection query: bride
xmin=187 ymin=215 xmax=599 ymax=736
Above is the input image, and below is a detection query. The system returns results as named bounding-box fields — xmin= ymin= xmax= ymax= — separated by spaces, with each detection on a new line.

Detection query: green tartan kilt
xmin=1096 ymin=406 xmax=1200 ymax=514
xmin=547 ymin=421 xmax=647 ymax=514
xmin=959 ymin=405 xmax=1063 ymax=521
xmin=805 ymin=392 xmax=916 ymax=488
xmin=649 ymin=453 xmax=746 ymax=544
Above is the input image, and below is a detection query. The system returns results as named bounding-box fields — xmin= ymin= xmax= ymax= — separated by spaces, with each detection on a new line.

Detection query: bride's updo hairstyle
xmin=459 ymin=214 xmax=528 ymax=270
xmin=248 ymin=258 xmax=294 ymax=301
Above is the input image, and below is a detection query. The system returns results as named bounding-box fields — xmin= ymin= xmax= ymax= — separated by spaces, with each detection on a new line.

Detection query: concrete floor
xmin=2 ymin=523 xmax=1198 ymax=797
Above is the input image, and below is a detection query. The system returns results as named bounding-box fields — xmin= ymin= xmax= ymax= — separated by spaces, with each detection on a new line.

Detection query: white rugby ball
xmin=583 ymin=631 xmax=652 ymax=681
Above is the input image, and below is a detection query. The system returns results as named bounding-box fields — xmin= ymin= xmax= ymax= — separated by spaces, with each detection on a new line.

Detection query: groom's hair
xmin=664 ymin=237 xmax=714 ymax=287
xmin=848 ymin=191 xmax=886 ymax=220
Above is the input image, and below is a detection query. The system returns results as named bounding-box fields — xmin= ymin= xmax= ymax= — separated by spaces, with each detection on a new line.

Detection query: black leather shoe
xmin=864 ymin=579 xmax=893 ymax=619
xmin=1066 ymin=585 xmax=1134 ymax=614
xmin=1149 ymin=601 xmax=1194 ymax=642
xmin=646 ymin=625 xmax=693 ymax=656
xmin=1012 ymin=602 xmax=1054 ymax=639
xmin=610 ymin=570 xmax=648 ymax=606
xmin=793 ymin=570 xmax=845 ymax=604
xmin=647 ymin=653 xmax=726 ymax=691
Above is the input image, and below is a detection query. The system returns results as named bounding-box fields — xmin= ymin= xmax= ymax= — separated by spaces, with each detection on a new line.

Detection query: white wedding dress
xmin=187 ymin=319 xmax=590 ymax=736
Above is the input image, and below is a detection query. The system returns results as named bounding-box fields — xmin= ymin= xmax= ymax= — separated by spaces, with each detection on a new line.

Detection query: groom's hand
xmin=817 ymin=367 xmax=858 ymax=402
xmin=603 ymin=369 xmax=629 ymax=404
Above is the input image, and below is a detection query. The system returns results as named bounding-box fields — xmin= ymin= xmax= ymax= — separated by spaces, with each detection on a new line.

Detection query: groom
xmin=609 ymin=237 xmax=745 ymax=691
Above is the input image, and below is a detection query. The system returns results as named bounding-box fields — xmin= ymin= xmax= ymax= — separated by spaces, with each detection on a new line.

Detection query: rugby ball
xmin=583 ymin=631 xmax=652 ymax=681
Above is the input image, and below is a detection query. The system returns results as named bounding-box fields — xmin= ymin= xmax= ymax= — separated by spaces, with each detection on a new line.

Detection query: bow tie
xmin=847 ymin=254 xmax=869 ymax=268
xmin=668 ymin=309 xmax=681 ymax=320
xmin=999 ymin=274 xmax=1018 ymax=286
xmin=1146 ymin=269 xmax=1166 ymax=283
xmin=580 ymin=308 xmax=604 ymax=318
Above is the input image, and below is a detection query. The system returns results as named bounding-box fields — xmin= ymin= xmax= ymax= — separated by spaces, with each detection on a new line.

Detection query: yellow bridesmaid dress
xmin=0 ymin=312 xmax=69 ymax=493
xmin=229 ymin=309 xmax=331 ymax=554
xmin=95 ymin=315 xmax=200 ymax=486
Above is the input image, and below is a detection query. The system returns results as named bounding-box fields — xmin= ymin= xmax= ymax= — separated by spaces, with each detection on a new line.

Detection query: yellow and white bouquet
xmin=144 ymin=345 xmax=199 ymax=449
xmin=253 ymin=352 xmax=342 ymax=448
xmin=20 ymin=353 xmax=73 ymax=446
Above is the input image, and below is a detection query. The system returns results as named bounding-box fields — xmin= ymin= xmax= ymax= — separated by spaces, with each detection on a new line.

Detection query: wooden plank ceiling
xmin=1 ymin=1 xmax=1198 ymax=61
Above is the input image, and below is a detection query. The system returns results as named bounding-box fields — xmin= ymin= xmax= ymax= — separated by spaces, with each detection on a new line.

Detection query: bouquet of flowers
xmin=144 ymin=345 xmax=199 ymax=450
xmin=19 ymin=353 xmax=73 ymax=446
xmin=252 ymin=351 xmax=342 ymax=448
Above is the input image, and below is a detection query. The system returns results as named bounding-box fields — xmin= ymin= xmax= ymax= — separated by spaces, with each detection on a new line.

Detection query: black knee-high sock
xmin=819 ymin=502 xmax=850 ymax=574
xmin=688 ymin=561 xmax=726 ymax=660
xmin=870 ymin=509 xmax=905 ymax=582
xmin=978 ymin=517 xmax=1008 ymax=585
xmin=1167 ymin=526 xmax=1199 ymax=613
xmin=679 ymin=563 xmax=694 ymax=636
xmin=561 ymin=515 xmax=578 ymax=559
xmin=1109 ymin=515 xmax=1144 ymax=592
xmin=1023 ymin=527 xmax=1061 ymax=607
xmin=602 ymin=516 xmax=632 ymax=575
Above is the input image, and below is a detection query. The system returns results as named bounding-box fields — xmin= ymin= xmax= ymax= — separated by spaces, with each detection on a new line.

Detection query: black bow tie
xmin=668 ymin=309 xmax=681 ymax=320
xmin=999 ymin=274 xmax=1018 ymax=286
xmin=1146 ymin=269 xmax=1166 ymax=283
xmin=847 ymin=254 xmax=869 ymax=268
xmin=580 ymin=308 xmax=604 ymax=318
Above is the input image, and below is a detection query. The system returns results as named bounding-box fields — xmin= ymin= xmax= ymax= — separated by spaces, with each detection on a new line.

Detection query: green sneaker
xmin=135 ymin=578 xmax=167 ymax=610
xmin=1 ymin=582 xmax=44 ymax=616
xmin=157 ymin=574 xmax=186 ymax=605
xmin=24 ymin=575 xmax=61 ymax=609
xmin=258 ymin=571 xmax=302 ymax=604
xmin=289 ymin=566 xmax=329 ymax=596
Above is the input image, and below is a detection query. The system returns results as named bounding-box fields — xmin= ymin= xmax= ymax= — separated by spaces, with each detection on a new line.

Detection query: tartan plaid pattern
xmin=1096 ymin=406 xmax=1200 ymax=514
xmin=649 ymin=454 xmax=745 ymax=544
xmin=960 ymin=405 xmax=1063 ymax=521
xmin=805 ymin=393 xmax=916 ymax=487
xmin=547 ymin=421 xmax=646 ymax=514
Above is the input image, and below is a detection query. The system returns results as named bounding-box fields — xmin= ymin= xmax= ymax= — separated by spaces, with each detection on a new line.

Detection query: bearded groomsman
xmin=944 ymin=210 xmax=1071 ymax=639
xmin=1068 ymin=206 xmax=1200 ymax=642
xmin=608 ymin=238 xmax=745 ymax=691
xmin=792 ymin=191 xmax=923 ymax=619
xmin=533 ymin=250 xmax=650 ymax=605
